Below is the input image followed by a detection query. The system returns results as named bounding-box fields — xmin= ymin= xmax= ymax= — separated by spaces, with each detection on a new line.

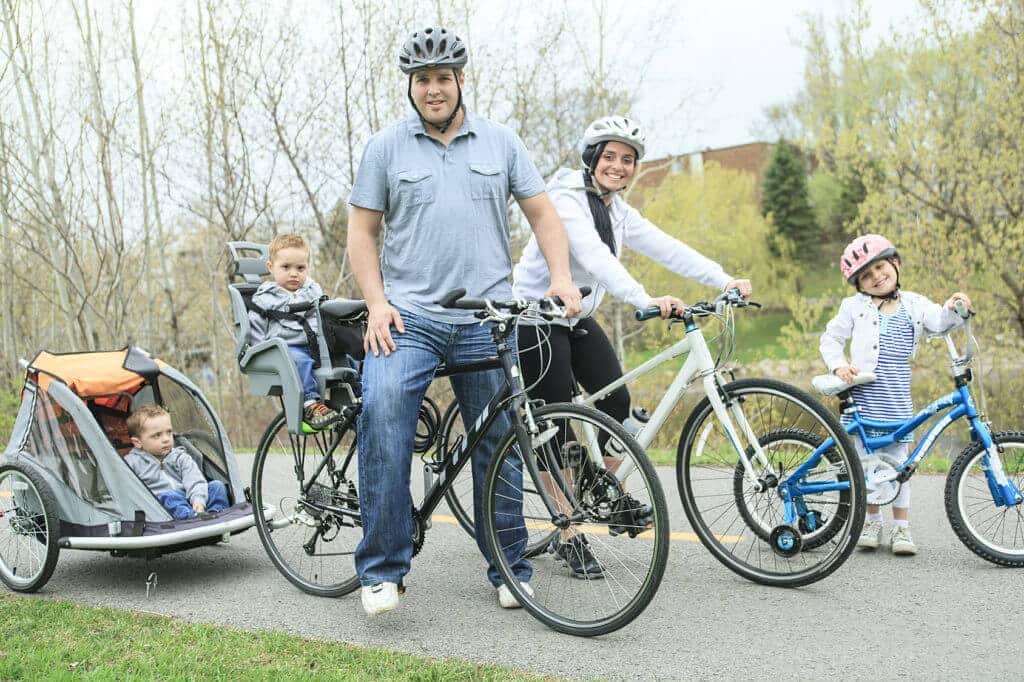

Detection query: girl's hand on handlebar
xmin=724 ymin=278 xmax=752 ymax=299
xmin=646 ymin=295 xmax=686 ymax=319
xmin=945 ymin=292 xmax=973 ymax=313
xmin=365 ymin=302 xmax=405 ymax=357
xmin=834 ymin=366 xmax=860 ymax=383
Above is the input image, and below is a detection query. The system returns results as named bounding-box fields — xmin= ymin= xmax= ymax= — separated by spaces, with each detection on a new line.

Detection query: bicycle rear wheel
xmin=482 ymin=403 xmax=669 ymax=636
xmin=440 ymin=401 xmax=556 ymax=558
xmin=677 ymin=378 xmax=864 ymax=587
xmin=945 ymin=432 xmax=1024 ymax=566
xmin=251 ymin=410 xmax=362 ymax=597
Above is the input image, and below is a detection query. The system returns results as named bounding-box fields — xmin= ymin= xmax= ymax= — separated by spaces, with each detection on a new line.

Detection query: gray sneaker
xmin=857 ymin=520 xmax=884 ymax=549
xmin=890 ymin=525 xmax=918 ymax=555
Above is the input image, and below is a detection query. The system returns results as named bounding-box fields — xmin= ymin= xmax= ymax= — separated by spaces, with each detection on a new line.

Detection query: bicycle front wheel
xmin=440 ymin=401 xmax=556 ymax=558
xmin=251 ymin=410 xmax=362 ymax=597
xmin=945 ymin=432 xmax=1024 ymax=566
xmin=677 ymin=378 xmax=864 ymax=587
xmin=482 ymin=403 xmax=669 ymax=637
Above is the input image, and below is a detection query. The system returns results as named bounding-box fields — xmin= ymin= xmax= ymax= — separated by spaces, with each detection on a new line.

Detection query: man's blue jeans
xmin=355 ymin=307 xmax=531 ymax=587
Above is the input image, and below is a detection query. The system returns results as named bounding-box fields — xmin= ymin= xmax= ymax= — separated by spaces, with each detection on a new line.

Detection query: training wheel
xmin=769 ymin=524 xmax=803 ymax=558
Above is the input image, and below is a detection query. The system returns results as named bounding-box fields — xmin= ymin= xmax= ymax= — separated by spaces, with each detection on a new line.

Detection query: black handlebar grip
xmin=287 ymin=300 xmax=315 ymax=313
xmin=436 ymin=288 xmax=467 ymax=308
xmin=550 ymin=286 xmax=591 ymax=307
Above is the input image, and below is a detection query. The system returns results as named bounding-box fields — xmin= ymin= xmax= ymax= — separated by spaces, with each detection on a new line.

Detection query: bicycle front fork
xmin=971 ymin=419 xmax=1023 ymax=507
xmin=981 ymin=447 xmax=1023 ymax=507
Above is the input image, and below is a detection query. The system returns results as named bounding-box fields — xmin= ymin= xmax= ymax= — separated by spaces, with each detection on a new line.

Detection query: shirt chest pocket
xmin=394 ymin=169 xmax=435 ymax=206
xmin=468 ymin=163 xmax=506 ymax=200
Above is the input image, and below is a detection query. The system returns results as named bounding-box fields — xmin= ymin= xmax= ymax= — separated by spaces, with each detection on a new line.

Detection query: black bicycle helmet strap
xmin=407 ymin=69 xmax=464 ymax=135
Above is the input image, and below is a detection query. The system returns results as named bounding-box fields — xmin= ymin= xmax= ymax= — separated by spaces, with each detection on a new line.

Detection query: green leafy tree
xmin=808 ymin=169 xmax=867 ymax=241
xmin=781 ymin=0 xmax=1024 ymax=339
xmin=609 ymin=162 xmax=787 ymax=351
xmin=761 ymin=140 xmax=820 ymax=258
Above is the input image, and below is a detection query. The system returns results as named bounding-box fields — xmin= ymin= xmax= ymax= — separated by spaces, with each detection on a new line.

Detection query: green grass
xmin=0 ymin=595 xmax=555 ymax=681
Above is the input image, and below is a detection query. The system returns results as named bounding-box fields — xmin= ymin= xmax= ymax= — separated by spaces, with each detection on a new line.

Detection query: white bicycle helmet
xmin=581 ymin=116 xmax=647 ymax=160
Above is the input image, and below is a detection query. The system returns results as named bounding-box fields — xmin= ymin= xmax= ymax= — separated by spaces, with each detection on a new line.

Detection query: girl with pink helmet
xmin=820 ymin=234 xmax=972 ymax=555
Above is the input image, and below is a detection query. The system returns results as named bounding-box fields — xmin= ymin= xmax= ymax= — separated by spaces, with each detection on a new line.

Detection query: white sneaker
xmin=361 ymin=582 xmax=400 ymax=615
xmin=890 ymin=526 xmax=918 ymax=555
xmin=857 ymin=520 xmax=884 ymax=549
xmin=497 ymin=582 xmax=534 ymax=609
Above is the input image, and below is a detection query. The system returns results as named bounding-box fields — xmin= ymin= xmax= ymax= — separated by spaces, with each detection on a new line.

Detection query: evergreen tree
xmin=761 ymin=139 xmax=819 ymax=257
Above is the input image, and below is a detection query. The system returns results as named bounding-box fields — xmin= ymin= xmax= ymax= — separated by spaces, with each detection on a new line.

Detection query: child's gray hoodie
xmin=124 ymin=446 xmax=209 ymax=507
xmin=248 ymin=278 xmax=324 ymax=345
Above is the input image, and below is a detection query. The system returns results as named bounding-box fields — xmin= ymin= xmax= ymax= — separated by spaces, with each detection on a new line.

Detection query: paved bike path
xmin=27 ymin=460 xmax=1024 ymax=680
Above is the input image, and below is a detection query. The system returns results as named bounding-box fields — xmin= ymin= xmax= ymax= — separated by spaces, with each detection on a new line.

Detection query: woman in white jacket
xmin=511 ymin=116 xmax=750 ymax=578
xmin=820 ymin=233 xmax=971 ymax=556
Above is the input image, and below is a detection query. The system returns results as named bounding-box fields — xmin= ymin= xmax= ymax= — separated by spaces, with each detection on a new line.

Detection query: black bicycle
xmin=250 ymin=288 xmax=670 ymax=636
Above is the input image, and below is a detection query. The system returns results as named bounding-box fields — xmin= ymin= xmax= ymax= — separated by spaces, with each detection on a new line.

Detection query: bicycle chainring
xmin=864 ymin=453 xmax=903 ymax=506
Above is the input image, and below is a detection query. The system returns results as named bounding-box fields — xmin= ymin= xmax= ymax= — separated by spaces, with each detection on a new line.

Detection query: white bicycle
xmin=436 ymin=291 xmax=866 ymax=587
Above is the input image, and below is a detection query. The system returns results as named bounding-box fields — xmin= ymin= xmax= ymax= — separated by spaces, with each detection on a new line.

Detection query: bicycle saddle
xmin=811 ymin=372 xmax=877 ymax=396
xmin=320 ymin=299 xmax=368 ymax=321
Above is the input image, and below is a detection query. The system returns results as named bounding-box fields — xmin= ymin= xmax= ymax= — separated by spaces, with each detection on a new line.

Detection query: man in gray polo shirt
xmin=347 ymin=27 xmax=580 ymax=616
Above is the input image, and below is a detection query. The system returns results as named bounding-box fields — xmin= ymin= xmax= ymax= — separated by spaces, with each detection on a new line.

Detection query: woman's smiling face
xmin=593 ymin=140 xmax=637 ymax=193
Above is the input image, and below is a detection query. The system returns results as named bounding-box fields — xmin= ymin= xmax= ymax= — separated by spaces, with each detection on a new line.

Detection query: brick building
xmin=630 ymin=141 xmax=774 ymax=208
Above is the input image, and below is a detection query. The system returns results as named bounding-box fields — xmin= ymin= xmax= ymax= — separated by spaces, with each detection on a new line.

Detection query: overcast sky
xmin=633 ymin=0 xmax=925 ymax=157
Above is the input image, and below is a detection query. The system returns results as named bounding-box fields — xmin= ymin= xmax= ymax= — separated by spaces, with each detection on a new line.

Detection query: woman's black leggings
xmin=517 ymin=317 xmax=631 ymax=468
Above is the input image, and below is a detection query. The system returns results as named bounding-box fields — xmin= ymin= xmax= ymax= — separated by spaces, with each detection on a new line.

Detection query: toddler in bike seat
xmin=819 ymin=234 xmax=971 ymax=556
xmin=124 ymin=404 xmax=230 ymax=519
xmin=247 ymin=233 xmax=343 ymax=430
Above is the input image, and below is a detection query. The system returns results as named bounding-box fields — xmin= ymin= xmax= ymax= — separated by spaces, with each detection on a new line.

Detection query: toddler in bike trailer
xmin=247 ymin=233 xmax=356 ymax=430
xmin=124 ymin=404 xmax=229 ymax=519
xmin=820 ymin=234 xmax=971 ymax=555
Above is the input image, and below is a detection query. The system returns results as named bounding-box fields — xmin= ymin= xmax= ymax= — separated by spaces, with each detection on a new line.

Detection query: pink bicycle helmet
xmin=840 ymin=234 xmax=899 ymax=285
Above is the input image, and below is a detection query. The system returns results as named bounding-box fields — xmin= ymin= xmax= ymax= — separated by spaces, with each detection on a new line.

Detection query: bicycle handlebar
xmin=634 ymin=289 xmax=761 ymax=322
xmin=435 ymin=287 xmax=592 ymax=316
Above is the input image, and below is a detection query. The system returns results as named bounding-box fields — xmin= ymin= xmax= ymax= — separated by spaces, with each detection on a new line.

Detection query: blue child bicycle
xmin=812 ymin=300 xmax=1024 ymax=566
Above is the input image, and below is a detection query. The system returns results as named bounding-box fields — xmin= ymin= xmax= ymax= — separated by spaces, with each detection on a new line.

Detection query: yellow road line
xmin=428 ymin=513 xmax=742 ymax=544
xmin=0 ymin=492 xmax=11 ymax=498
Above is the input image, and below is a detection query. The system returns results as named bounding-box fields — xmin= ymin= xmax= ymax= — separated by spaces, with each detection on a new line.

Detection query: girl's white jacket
xmin=512 ymin=168 xmax=731 ymax=325
xmin=819 ymin=291 xmax=961 ymax=374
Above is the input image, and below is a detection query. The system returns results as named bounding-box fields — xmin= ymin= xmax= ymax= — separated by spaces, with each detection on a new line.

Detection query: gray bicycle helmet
xmin=581 ymin=116 xmax=647 ymax=161
xmin=398 ymin=27 xmax=468 ymax=74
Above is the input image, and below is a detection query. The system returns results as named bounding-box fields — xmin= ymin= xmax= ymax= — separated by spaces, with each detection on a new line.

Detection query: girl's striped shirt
xmin=843 ymin=303 xmax=915 ymax=442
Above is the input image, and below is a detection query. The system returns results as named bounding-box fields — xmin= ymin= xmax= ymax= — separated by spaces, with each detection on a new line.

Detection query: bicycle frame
xmin=576 ymin=313 xmax=849 ymax=526
xmin=412 ymin=326 xmax=582 ymax=529
xmin=844 ymin=382 xmax=1021 ymax=507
